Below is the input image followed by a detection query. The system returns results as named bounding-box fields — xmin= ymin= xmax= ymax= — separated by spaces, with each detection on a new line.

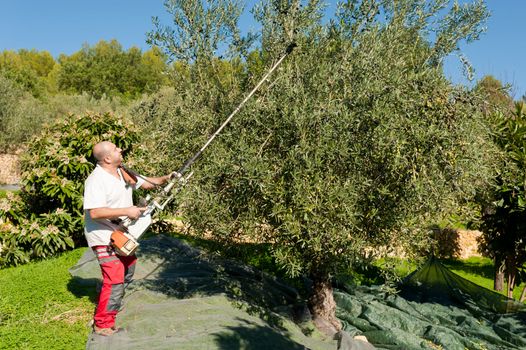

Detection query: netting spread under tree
xmin=137 ymin=0 xmax=496 ymax=332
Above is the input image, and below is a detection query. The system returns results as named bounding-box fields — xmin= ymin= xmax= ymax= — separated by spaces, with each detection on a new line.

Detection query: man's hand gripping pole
xmin=110 ymin=171 xmax=192 ymax=256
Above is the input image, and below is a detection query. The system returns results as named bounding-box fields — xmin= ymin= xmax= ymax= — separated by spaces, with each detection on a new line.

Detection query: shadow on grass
xmin=441 ymin=258 xmax=494 ymax=280
xmin=67 ymin=276 xmax=99 ymax=304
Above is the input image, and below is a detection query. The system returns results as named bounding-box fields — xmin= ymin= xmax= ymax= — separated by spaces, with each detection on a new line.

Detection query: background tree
xmin=139 ymin=0 xmax=494 ymax=332
xmin=0 ymin=49 xmax=56 ymax=98
xmin=474 ymin=75 xmax=515 ymax=292
xmin=0 ymin=47 xmax=137 ymax=151
xmin=475 ymin=75 xmax=515 ymax=116
xmin=0 ymin=74 xmax=49 ymax=151
xmin=479 ymin=101 xmax=526 ymax=300
xmin=57 ymin=40 xmax=168 ymax=98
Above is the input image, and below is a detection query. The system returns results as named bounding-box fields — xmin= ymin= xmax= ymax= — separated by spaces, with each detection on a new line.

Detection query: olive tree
xmin=479 ymin=101 xmax=526 ymax=301
xmin=474 ymin=76 xmax=515 ymax=292
xmin=143 ymin=0 xmax=494 ymax=331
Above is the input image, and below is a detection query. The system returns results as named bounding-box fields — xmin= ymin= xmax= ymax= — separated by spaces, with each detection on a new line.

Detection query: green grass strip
xmin=443 ymin=256 xmax=526 ymax=301
xmin=0 ymin=248 xmax=94 ymax=350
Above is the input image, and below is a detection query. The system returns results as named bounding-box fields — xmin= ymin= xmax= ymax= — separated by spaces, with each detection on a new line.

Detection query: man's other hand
xmin=126 ymin=206 xmax=146 ymax=220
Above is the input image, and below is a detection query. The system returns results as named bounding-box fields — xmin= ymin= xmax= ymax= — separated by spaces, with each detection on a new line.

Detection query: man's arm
xmin=89 ymin=206 xmax=144 ymax=220
xmin=139 ymin=174 xmax=173 ymax=190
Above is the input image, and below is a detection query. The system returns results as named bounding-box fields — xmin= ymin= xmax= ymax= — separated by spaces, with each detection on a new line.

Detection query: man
xmin=84 ymin=141 xmax=173 ymax=336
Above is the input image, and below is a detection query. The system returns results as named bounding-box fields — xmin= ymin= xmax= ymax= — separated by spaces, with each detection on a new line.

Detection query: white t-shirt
xmin=83 ymin=165 xmax=145 ymax=247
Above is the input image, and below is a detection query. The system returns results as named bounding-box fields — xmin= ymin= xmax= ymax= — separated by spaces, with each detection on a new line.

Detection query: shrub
xmin=0 ymin=112 xmax=138 ymax=267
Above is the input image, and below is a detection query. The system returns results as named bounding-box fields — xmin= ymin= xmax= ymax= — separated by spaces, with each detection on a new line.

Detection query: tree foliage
xmin=147 ymin=0 xmax=249 ymax=63
xmin=479 ymin=101 xmax=526 ymax=300
xmin=0 ymin=113 xmax=138 ymax=267
xmin=475 ymin=75 xmax=515 ymax=116
xmin=138 ymin=0 xmax=494 ymax=328
xmin=0 ymin=42 xmax=170 ymax=101
xmin=0 ymin=74 xmax=50 ymax=151
xmin=57 ymin=40 xmax=168 ymax=98
xmin=0 ymin=49 xmax=56 ymax=98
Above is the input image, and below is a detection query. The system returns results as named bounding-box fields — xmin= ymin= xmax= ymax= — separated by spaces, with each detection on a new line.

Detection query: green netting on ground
xmin=70 ymin=236 xmax=526 ymax=350
xmin=69 ymin=235 xmax=341 ymax=350
xmin=403 ymin=258 xmax=525 ymax=314
xmin=335 ymin=258 xmax=526 ymax=350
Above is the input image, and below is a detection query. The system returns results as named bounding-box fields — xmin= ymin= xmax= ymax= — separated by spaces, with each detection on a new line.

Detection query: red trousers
xmin=92 ymin=245 xmax=137 ymax=329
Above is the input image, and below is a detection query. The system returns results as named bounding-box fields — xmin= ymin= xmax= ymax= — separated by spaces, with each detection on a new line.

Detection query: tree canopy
xmin=135 ymin=0 xmax=495 ymax=329
xmin=57 ymin=40 xmax=168 ymax=99
xmin=0 ymin=49 xmax=55 ymax=98
xmin=479 ymin=100 xmax=526 ymax=300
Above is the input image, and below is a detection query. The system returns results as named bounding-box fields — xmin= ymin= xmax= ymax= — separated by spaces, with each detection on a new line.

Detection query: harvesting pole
xmin=177 ymin=42 xmax=296 ymax=176
xmin=116 ymin=43 xmax=297 ymax=252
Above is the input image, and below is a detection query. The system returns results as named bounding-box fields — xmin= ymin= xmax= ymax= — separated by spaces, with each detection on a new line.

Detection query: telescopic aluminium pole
xmin=123 ymin=44 xmax=296 ymax=240
xmin=177 ymin=43 xmax=296 ymax=176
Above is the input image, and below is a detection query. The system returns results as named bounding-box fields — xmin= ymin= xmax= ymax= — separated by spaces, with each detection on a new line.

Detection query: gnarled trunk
xmin=494 ymin=257 xmax=505 ymax=292
xmin=520 ymin=285 xmax=526 ymax=303
xmin=505 ymin=256 xmax=517 ymax=299
xmin=308 ymin=275 xmax=341 ymax=336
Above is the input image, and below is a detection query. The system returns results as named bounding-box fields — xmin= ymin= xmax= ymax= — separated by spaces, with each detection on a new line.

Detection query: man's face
xmin=106 ymin=143 xmax=123 ymax=165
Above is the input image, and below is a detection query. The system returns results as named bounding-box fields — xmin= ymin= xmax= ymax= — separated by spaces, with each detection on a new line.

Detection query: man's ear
xmin=102 ymin=154 xmax=112 ymax=164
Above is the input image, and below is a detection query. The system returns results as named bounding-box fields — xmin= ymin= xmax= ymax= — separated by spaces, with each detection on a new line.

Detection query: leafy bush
xmin=0 ymin=112 xmax=138 ymax=267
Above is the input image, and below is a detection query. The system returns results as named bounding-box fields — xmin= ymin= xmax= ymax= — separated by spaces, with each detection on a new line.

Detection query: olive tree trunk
xmin=494 ymin=257 xmax=505 ymax=292
xmin=308 ymin=275 xmax=342 ymax=336
xmin=506 ymin=257 xmax=517 ymax=299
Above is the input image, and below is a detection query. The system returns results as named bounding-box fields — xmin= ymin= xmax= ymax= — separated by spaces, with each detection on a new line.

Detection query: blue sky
xmin=0 ymin=0 xmax=524 ymax=98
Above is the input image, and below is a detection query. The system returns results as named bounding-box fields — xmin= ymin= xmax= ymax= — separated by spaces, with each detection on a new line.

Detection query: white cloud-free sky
xmin=1 ymin=0 xmax=524 ymax=98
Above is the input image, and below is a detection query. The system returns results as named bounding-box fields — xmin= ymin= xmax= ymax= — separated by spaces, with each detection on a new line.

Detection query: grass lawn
xmin=0 ymin=247 xmax=94 ymax=350
xmin=443 ymin=256 xmax=526 ymax=301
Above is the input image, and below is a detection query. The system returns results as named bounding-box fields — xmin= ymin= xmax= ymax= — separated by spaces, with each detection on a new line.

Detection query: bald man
xmin=84 ymin=141 xmax=172 ymax=336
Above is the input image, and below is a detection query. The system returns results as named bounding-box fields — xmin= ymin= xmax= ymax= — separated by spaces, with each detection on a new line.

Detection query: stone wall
xmin=456 ymin=229 xmax=483 ymax=259
xmin=435 ymin=228 xmax=482 ymax=259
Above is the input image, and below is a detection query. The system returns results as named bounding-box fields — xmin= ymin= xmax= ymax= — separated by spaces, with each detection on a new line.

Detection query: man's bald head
xmin=93 ymin=141 xmax=115 ymax=163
